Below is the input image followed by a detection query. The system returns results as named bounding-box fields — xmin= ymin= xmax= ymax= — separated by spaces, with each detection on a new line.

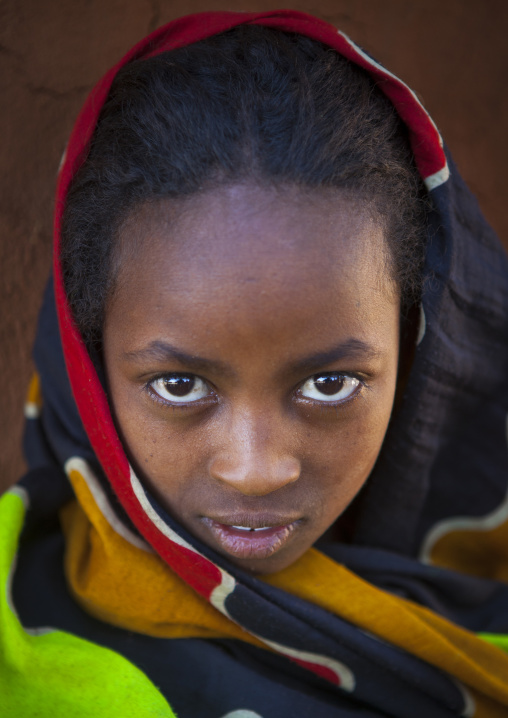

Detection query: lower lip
xmin=202 ymin=520 xmax=298 ymax=560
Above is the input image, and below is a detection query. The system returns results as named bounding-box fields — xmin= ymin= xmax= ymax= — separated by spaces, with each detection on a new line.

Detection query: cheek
xmin=122 ymin=417 xmax=208 ymax=498
xmin=304 ymin=387 xmax=397 ymax=518
xmin=310 ymin=414 xmax=388 ymax=499
xmin=106 ymin=379 xmax=204 ymax=501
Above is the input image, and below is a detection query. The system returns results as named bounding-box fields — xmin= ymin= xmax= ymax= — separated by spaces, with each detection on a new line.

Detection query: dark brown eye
xmin=163 ymin=375 xmax=195 ymax=397
xmin=150 ymin=375 xmax=209 ymax=403
xmin=314 ymin=375 xmax=345 ymax=395
xmin=300 ymin=374 xmax=360 ymax=403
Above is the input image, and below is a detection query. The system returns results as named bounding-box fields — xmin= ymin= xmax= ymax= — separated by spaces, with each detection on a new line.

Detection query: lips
xmin=201 ymin=516 xmax=300 ymax=560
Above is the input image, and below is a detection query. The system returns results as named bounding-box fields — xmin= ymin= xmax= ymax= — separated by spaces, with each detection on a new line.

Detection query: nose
xmin=208 ymin=408 xmax=301 ymax=496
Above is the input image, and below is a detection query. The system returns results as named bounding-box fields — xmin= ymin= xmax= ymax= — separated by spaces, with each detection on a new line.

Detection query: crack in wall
xmin=24 ymin=82 xmax=91 ymax=100
xmin=148 ymin=0 xmax=162 ymax=33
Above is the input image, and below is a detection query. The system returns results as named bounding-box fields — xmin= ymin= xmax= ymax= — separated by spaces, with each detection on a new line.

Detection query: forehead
xmin=106 ymin=184 xmax=398 ymax=364
xmin=114 ymin=184 xmax=394 ymax=301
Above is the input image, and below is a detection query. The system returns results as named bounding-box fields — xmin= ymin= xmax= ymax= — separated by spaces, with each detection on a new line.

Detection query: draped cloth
xmin=2 ymin=10 xmax=508 ymax=718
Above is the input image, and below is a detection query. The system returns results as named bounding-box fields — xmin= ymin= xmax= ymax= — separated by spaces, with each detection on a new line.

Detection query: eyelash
xmin=145 ymin=374 xmax=216 ymax=411
xmin=144 ymin=372 xmax=366 ymax=410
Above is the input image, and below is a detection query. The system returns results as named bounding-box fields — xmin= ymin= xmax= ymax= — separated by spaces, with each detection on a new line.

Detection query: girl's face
xmin=103 ymin=185 xmax=400 ymax=574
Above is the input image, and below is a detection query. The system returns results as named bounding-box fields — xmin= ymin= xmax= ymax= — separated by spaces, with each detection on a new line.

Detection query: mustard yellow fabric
xmin=428 ymin=523 xmax=508 ymax=583
xmin=62 ymin=468 xmax=265 ymax=648
xmin=26 ymin=372 xmax=42 ymax=408
xmin=266 ymin=553 xmax=508 ymax=715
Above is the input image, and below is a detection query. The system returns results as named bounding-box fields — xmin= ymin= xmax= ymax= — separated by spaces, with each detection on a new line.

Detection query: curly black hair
xmin=61 ymin=25 xmax=428 ymax=350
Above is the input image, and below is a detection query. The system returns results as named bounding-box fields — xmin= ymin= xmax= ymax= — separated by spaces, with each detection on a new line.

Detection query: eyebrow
xmin=122 ymin=341 xmax=235 ymax=377
xmin=289 ymin=339 xmax=383 ymax=376
xmin=122 ymin=338 xmax=382 ymax=378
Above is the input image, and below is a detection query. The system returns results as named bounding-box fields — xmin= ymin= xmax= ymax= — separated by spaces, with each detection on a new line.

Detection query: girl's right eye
xmin=149 ymin=375 xmax=210 ymax=404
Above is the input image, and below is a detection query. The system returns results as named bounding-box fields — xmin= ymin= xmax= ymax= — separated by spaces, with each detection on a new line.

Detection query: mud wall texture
xmin=1 ymin=0 xmax=507 ymax=492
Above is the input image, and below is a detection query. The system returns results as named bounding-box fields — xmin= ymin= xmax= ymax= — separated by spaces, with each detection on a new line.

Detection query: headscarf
xmin=2 ymin=10 xmax=508 ymax=718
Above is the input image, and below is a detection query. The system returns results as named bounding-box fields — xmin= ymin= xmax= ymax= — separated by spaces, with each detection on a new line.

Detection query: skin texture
xmin=103 ymin=184 xmax=401 ymax=574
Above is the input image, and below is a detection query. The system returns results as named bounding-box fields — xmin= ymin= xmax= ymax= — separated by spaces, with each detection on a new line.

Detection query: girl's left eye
xmin=299 ymin=373 xmax=360 ymax=403
xmin=149 ymin=375 xmax=210 ymax=404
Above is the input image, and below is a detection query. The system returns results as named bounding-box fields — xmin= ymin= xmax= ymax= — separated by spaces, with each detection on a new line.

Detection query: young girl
xmin=1 ymin=10 xmax=508 ymax=717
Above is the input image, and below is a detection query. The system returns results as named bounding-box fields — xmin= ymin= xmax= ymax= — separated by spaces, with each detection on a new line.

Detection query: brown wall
xmin=1 ymin=0 xmax=507 ymax=492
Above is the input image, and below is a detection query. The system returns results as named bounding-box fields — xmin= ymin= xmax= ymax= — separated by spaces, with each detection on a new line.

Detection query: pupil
xmin=314 ymin=375 xmax=343 ymax=395
xmin=164 ymin=375 xmax=195 ymax=397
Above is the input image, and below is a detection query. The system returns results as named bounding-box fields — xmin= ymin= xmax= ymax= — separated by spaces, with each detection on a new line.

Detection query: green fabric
xmin=478 ymin=632 xmax=508 ymax=654
xmin=0 ymin=489 xmax=176 ymax=718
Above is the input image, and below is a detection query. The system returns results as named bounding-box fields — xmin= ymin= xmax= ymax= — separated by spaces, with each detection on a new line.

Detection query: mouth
xmin=201 ymin=515 xmax=301 ymax=561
